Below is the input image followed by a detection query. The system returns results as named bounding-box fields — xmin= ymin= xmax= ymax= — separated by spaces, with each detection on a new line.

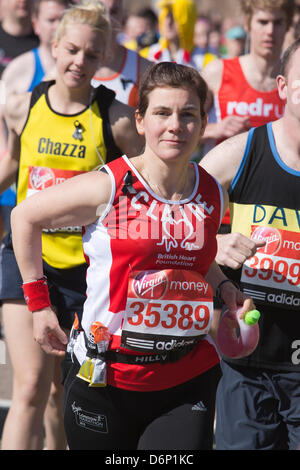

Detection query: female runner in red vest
xmin=11 ymin=61 xmax=255 ymax=450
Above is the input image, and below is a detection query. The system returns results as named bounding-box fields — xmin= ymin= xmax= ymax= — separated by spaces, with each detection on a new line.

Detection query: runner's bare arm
xmin=109 ymin=99 xmax=144 ymax=157
xmin=200 ymin=132 xmax=266 ymax=268
xmin=11 ymin=170 xmax=112 ymax=355
xmin=203 ymin=115 xmax=251 ymax=141
xmin=201 ymin=57 xmax=224 ymax=97
xmin=1 ymin=52 xmax=34 ymax=95
xmin=0 ymin=93 xmax=31 ymax=192
xmin=201 ymin=59 xmax=250 ymax=141
xmin=200 ymin=131 xmax=249 ymax=190
xmin=5 ymin=91 xmax=31 ymax=134
xmin=11 ymin=170 xmax=112 ymax=281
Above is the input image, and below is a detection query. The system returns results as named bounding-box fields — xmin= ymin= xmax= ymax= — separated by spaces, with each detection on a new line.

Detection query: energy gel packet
xmin=77 ymin=321 xmax=110 ymax=387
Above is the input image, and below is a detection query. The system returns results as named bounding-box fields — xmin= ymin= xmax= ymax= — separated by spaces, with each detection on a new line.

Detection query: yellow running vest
xmin=18 ymin=81 xmax=120 ymax=269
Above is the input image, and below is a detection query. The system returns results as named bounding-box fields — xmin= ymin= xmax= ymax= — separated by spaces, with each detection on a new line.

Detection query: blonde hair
xmin=54 ymin=0 xmax=110 ymax=55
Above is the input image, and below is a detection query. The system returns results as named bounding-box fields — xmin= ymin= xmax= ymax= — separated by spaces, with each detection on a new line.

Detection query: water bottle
xmin=217 ymin=308 xmax=260 ymax=359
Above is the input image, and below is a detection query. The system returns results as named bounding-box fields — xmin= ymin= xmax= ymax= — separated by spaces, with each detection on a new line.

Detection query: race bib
xmin=241 ymin=226 xmax=300 ymax=310
xmin=121 ymin=269 xmax=213 ymax=353
xmin=27 ymin=166 xmax=84 ymax=233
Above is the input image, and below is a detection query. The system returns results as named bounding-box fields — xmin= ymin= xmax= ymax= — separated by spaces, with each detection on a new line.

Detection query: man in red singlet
xmin=202 ymin=0 xmax=294 ymax=146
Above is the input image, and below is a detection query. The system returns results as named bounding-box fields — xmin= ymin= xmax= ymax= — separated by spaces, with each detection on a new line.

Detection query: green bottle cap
xmin=244 ymin=310 xmax=260 ymax=325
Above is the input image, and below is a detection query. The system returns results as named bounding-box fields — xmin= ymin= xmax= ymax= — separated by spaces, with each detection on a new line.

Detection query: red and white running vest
xmin=74 ymin=155 xmax=223 ymax=391
xmin=215 ymin=57 xmax=285 ymax=127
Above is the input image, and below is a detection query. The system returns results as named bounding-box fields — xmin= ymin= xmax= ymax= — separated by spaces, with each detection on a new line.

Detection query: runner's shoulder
xmin=201 ymin=57 xmax=224 ymax=93
xmin=5 ymin=92 xmax=31 ymax=133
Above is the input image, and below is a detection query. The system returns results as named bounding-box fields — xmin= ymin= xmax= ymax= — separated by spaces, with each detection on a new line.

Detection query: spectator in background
xmin=122 ymin=7 xmax=159 ymax=51
xmin=139 ymin=0 xmax=197 ymax=65
xmin=193 ymin=15 xmax=212 ymax=52
xmin=140 ymin=0 xmax=216 ymax=73
xmin=192 ymin=15 xmax=218 ymax=70
xmin=121 ymin=12 xmax=150 ymax=50
xmin=222 ymin=25 xmax=247 ymax=57
xmin=208 ymin=22 xmax=223 ymax=57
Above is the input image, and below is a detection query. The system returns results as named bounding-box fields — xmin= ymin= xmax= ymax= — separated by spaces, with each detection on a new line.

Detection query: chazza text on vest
xmin=37 ymin=137 xmax=86 ymax=158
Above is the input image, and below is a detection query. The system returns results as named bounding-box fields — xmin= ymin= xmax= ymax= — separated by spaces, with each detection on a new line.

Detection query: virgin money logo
xmin=252 ymin=226 xmax=281 ymax=255
xmin=30 ymin=166 xmax=55 ymax=190
xmin=133 ymin=271 xmax=168 ymax=299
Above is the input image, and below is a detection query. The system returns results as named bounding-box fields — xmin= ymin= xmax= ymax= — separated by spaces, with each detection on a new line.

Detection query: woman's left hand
xmin=218 ymin=280 xmax=256 ymax=328
xmin=32 ymin=307 xmax=68 ymax=356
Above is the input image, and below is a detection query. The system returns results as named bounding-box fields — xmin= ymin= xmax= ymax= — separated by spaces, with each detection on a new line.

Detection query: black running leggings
xmin=62 ymin=357 xmax=221 ymax=450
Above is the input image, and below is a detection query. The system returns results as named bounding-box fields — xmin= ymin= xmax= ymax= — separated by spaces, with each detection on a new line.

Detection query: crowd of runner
xmin=0 ymin=0 xmax=299 ymax=451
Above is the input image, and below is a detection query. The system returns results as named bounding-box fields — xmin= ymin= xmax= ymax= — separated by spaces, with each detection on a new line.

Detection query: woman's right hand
xmin=32 ymin=307 xmax=68 ymax=356
xmin=216 ymin=232 xmax=266 ymax=269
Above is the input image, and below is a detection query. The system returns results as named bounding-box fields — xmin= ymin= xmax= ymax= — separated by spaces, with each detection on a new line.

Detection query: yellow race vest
xmin=18 ymin=81 xmax=120 ymax=269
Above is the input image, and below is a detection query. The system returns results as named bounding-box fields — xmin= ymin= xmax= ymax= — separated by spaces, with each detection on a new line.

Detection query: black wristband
xmin=216 ymin=279 xmax=240 ymax=304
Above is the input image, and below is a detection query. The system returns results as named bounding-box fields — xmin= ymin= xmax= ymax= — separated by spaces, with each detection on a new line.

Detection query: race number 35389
xmin=127 ymin=299 xmax=211 ymax=333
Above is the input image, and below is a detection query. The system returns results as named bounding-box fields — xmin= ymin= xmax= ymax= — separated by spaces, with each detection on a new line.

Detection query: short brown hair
xmin=138 ymin=62 xmax=208 ymax=118
xmin=241 ymin=0 xmax=295 ymax=30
